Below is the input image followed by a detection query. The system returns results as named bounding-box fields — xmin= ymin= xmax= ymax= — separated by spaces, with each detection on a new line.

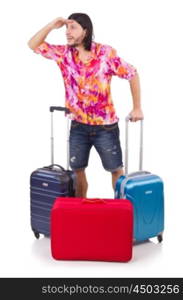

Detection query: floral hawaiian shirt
xmin=34 ymin=41 xmax=137 ymax=125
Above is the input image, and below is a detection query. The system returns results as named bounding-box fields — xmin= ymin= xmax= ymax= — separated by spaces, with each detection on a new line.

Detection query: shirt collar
xmin=69 ymin=41 xmax=97 ymax=58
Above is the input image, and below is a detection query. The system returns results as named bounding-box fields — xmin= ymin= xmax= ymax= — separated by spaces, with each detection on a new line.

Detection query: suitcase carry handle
xmin=43 ymin=164 xmax=65 ymax=171
xmin=82 ymin=199 xmax=106 ymax=204
xmin=50 ymin=106 xmax=71 ymax=170
xmin=125 ymin=115 xmax=143 ymax=175
xmin=126 ymin=171 xmax=151 ymax=178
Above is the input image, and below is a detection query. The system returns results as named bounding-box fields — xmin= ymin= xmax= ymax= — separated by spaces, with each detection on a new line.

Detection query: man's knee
xmin=74 ymin=168 xmax=86 ymax=177
xmin=111 ymin=167 xmax=124 ymax=176
xmin=111 ymin=167 xmax=124 ymax=189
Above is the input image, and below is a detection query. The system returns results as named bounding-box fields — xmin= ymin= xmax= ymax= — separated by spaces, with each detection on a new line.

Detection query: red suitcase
xmin=51 ymin=197 xmax=133 ymax=262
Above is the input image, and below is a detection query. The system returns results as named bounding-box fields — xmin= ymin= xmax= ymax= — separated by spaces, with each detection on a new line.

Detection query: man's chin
xmin=67 ymin=41 xmax=76 ymax=47
xmin=67 ymin=40 xmax=81 ymax=48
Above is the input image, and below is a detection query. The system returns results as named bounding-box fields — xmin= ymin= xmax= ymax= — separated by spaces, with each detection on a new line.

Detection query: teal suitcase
xmin=115 ymin=117 xmax=164 ymax=242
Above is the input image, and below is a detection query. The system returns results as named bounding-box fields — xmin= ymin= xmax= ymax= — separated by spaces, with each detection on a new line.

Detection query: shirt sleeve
xmin=33 ymin=41 xmax=66 ymax=62
xmin=107 ymin=46 xmax=137 ymax=80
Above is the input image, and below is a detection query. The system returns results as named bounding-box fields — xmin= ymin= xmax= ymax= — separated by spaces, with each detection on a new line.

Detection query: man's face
xmin=66 ymin=20 xmax=86 ymax=47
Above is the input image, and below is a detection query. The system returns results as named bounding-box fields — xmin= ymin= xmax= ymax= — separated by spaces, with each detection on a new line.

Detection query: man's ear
xmin=83 ymin=29 xmax=87 ymax=38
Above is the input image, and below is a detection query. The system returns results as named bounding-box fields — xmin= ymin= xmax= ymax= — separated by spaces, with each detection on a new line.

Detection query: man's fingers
xmin=129 ymin=115 xmax=144 ymax=122
xmin=129 ymin=115 xmax=134 ymax=122
xmin=65 ymin=19 xmax=74 ymax=24
xmin=130 ymin=116 xmax=137 ymax=122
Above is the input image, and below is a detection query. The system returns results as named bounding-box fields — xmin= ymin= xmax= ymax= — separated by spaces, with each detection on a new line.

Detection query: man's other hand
xmin=128 ymin=108 xmax=144 ymax=122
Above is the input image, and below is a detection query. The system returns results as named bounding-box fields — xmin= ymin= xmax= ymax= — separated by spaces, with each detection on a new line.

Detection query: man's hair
xmin=68 ymin=13 xmax=94 ymax=50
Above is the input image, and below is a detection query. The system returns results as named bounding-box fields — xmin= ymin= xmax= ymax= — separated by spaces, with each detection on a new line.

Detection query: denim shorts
xmin=69 ymin=120 xmax=123 ymax=172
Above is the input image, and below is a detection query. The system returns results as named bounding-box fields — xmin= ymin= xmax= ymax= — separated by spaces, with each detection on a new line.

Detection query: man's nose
xmin=66 ymin=28 xmax=71 ymax=36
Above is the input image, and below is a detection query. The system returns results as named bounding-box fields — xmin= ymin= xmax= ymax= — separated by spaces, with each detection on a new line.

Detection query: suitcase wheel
xmin=157 ymin=234 xmax=163 ymax=243
xmin=44 ymin=234 xmax=49 ymax=238
xmin=33 ymin=230 xmax=40 ymax=239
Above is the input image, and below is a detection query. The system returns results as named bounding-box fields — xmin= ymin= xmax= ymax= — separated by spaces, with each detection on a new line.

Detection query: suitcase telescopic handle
xmin=125 ymin=115 xmax=144 ymax=175
xmin=50 ymin=106 xmax=71 ymax=169
xmin=49 ymin=106 xmax=70 ymax=113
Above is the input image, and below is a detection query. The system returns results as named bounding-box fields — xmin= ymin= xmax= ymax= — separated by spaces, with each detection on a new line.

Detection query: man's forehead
xmin=67 ymin=20 xmax=79 ymax=26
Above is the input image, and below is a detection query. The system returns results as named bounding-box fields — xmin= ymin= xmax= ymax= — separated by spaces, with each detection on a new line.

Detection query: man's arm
xmin=27 ymin=17 xmax=72 ymax=50
xmin=129 ymin=72 xmax=144 ymax=122
xmin=27 ymin=23 xmax=53 ymax=50
xmin=106 ymin=46 xmax=144 ymax=121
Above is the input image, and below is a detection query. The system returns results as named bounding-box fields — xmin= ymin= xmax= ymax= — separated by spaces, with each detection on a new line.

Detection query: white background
xmin=0 ymin=0 xmax=183 ymax=277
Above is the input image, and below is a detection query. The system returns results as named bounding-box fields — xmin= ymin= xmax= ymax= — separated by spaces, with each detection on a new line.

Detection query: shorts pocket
xmin=71 ymin=121 xmax=81 ymax=129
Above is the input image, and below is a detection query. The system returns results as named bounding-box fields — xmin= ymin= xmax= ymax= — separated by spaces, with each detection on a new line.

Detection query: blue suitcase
xmin=115 ymin=117 xmax=164 ymax=242
xmin=30 ymin=107 xmax=75 ymax=239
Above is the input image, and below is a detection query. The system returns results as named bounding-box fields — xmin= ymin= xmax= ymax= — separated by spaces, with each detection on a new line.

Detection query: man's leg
xmin=111 ymin=167 xmax=124 ymax=190
xmin=93 ymin=123 xmax=124 ymax=192
xmin=74 ymin=169 xmax=88 ymax=198
xmin=69 ymin=121 xmax=91 ymax=198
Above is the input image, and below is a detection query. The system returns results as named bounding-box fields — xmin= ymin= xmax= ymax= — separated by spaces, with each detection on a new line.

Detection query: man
xmin=28 ymin=13 xmax=144 ymax=198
